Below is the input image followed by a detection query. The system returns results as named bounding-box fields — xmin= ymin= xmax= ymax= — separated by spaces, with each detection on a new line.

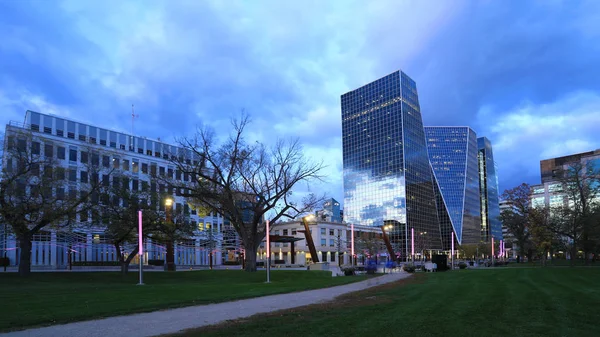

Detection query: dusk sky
xmin=1 ymin=0 xmax=600 ymax=207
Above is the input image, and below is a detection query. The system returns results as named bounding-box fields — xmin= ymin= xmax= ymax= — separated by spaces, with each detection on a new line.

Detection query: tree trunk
xmin=571 ymin=244 xmax=577 ymax=267
xmin=244 ymin=245 xmax=257 ymax=272
xmin=18 ymin=235 xmax=32 ymax=276
xmin=120 ymin=261 xmax=129 ymax=275
xmin=166 ymin=240 xmax=176 ymax=271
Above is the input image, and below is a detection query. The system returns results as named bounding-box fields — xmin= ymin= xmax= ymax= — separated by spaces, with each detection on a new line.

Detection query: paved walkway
xmin=3 ymin=272 xmax=410 ymax=337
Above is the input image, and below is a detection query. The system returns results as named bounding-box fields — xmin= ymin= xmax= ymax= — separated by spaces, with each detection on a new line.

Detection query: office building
xmin=425 ymin=127 xmax=481 ymax=247
xmin=1 ymin=110 xmax=225 ymax=269
xmin=477 ymin=137 xmax=502 ymax=242
xmin=341 ymin=70 xmax=443 ymax=259
xmin=315 ymin=198 xmax=342 ymax=223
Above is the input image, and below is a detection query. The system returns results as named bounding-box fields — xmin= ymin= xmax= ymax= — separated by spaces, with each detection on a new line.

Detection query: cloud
xmin=477 ymin=91 xmax=600 ymax=188
xmin=1 ymin=0 xmax=600 ymax=207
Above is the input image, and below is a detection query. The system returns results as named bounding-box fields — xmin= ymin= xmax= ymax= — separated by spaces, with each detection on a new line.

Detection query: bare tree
xmin=95 ymin=172 xmax=162 ymax=275
xmin=0 ymin=129 xmax=102 ymax=276
xmin=500 ymin=183 xmax=533 ymax=262
xmin=165 ymin=114 xmax=325 ymax=272
xmin=355 ymin=232 xmax=385 ymax=261
xmin=550 ymin=162 xmax=600 ymax=265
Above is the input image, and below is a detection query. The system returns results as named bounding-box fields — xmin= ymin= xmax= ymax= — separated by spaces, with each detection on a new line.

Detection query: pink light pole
xmin=411 ymin=227 xmax=414 ymax=262
xmin=266 ymin=220 xmax=271 ymax=283
xmin=492 ymin=237 xmax=495 ymax=266
xmin=451 ymin=231 xmax=454 ymax=270
xmin=137 ymin=210 xmax=144 ymax=285
xmin=351 ymin=224 xmax=355 ymax=266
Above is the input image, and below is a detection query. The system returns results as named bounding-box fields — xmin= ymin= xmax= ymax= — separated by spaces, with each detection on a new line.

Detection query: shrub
xmin=72 ymin=261 xmax=120 ymax=267
xmin=403 ymin=264 xmax=416 ymax=273
xmin=458 ymin=262 xmax=467 ymax=269
xmin=341 ymin=267 xmax=355 ymax=276
xmin=223 ymin=261 xmax=241 ymax=266
xmin=148 ymin=259 xmax=165 ymax=266
xmin=0 ymin=257 xmax=9 ymax=267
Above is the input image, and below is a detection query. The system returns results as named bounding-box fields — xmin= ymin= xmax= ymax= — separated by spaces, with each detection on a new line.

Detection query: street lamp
xmin=165 ymin=197 xmax=175 ymax=272
xmin=137 ymin=210 xmax=144 ymax=285
xmin=380 ymin=224 xmax=396 ymax=263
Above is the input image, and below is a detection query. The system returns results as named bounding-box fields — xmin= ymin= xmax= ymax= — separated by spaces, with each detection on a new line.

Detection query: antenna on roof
xmin=131 ymin=104 xmax=139 ymax=136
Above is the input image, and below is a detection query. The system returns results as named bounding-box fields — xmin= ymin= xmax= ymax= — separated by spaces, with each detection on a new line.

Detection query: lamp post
xmin=165 ymin=197 xmax=175 ymax=272
xmin=351 ymin=224 xmax=355 ymax=266
xmin=411 ymin=227 xmax=414 ymax=264
xmin=266 ymin=219 xmax=270 ymax=283
xmin=137 ymin=210 xmax=144 ymax=285
xmin=492 ymin=237 xmax=495 ymax=267
xmin=451 ymin=231 xmax=454 ymax=271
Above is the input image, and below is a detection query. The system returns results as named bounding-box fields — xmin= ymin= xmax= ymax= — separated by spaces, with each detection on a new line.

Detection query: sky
xmin=1 ymin=0 xmax=600 ymax=207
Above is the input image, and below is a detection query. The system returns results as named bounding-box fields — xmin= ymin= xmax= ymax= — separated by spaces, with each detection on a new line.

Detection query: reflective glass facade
xmin=425 ymin=127 xmax=481 ymax=248
xmin=477 ymin=137 xmax=502 ymax=242
xmin=341 ymin=71 xmax=442 ymax=258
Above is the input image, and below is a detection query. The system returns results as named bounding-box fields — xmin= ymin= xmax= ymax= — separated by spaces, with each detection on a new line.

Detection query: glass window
xmin=102 ymin=174 xmax=110 ymax=187
xmin=283 ymin=229 xmax=288 ymax=235
xmin=44 ymin=144 xmax=53 ymax=158
xmin=67 ymin=121 xmax=76 ymax=139
xmin=123 ymin=159 xmax=129 ymax=171
xmin=102 ymin=155 xmax=110 ymax=168
xmin=113 ymin=157 xmax=120 ymax=169
xmin=142 ymin=163 xmax=148 ymax=174
xmin=291 ymin=228 xmax=297 ymax=235
xmin=91 ymin=153 xmax=99 ymax=166
xmin=329 ymin=239 xmax=334 ymax=247
xmin=329 ymin=229 xmax=335 ymax=236
xmin=57 ymin=146 xmax=66 ymax=160
xmin=69 ymin=149 xmax=77 ymax=162
xmin=321 ymin=228 xmax=326 ymax=235
xmin=132 ymin=179 xmax=139 ymax=191
xmin=69 ymin=168 xmax=77 ymax=182
xmin=81 ymin=151 xmax=88 ymax=164
xmin=32 ymin=141 xmax=40 ymax=155
xmin=321 ymin=239 xmax=326 ymax=246
xmin=80 ymin=171 xmax=88 ymax=183
xmin=132 ymin=159 xmax=139 ymax=173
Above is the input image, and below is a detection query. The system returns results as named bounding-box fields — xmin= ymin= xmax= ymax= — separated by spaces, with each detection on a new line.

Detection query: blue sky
xmin=1 ymin=0 xmax=600 ymax=206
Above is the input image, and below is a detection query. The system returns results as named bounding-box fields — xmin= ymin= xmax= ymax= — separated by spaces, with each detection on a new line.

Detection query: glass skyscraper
xmin=425 ymin=127 xmax=481 ymax=248
xmin=341 ymin=70 xmax=443 ymax=259
xmin=477 ymin=137 xmax=502 ymax=242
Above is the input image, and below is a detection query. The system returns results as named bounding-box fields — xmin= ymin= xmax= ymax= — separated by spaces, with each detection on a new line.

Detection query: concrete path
xmin=3 ymin=272 xmax=410 ymax=337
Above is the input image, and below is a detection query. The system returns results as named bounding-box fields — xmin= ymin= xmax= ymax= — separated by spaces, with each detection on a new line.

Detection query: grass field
xmin=0 ymin=270 xmax=370 ymax=331
xmin=175 ymin=268 xmax=600 ymax=337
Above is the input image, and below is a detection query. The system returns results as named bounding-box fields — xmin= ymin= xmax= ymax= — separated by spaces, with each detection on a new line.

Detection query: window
xmin=80 ymin=211 xmax=88 ymax=223
xmin=141 ymin=181 xmax=148 ymax=192
xmin=44 ymin=144 xmax=53 ymax=158
xmin=330 ymin=253 xmax=336 ymax=262
xmin=80 ymin=171 xmax=88 ymax=183
xmin=102 ymin=156 xmax=110 ymax=168
xmin=69 ymin=149 xmax=77 ymax=162
xmin=122 ymin=177 xmax=129 ymax=190
xmin=132 ymin=179 xmax=139 ymax=191
xmin=44 ymin=126 xmax=52 ymax=134
xmin=57 ymin=187 xmax=65 ymax=200
xmin=32 ymin=142 xmax=40 ymax=155
xmin=321 ymin=228 xmax=326 ymax=236
xmin=113 ymin=157 xmax=120 ymax=169
xmin=141 ymin=163 xmax=148 ymax=174
xmin=91 ymin=153 xmax=99 ymax=166
xmin=57 ymin=130 xmax=64 ymax=137
xmin=168 ymin=168 xmax=173 ymax=178
xmin=81 ymin=151 xmax=88 ymax=164
xmin=79 ymin=135 xmax=86 ymax=142
xmin=291 ymin=228 xmax=297 ymax=235
xmin=102 ymin=174 xmax=110 ymax=187
xmin=329 ymin=239 xmax=334 ymax=247
xmin=283 ymin=229 xmax=288 ymax=235
xmin=31 ymin=163 xmax=40 ymax=175
xmin=329 ymin=229 xmax=335 ymax=236
xmin=321 ymin=239 xmax=326 ymax=246
xmin=69 ymin=169 xmax=77 ymax=182
xmin=176 ymin=170 xmax=181 ymax=180
xmin=113 ymin=176 xmax=120 ymax=189
xmin=43 ymin=166 xmax=52 ymax=178
xmin=132 ymin=160 xmax=139 ymax=173
xmin=55 ymin=167 xmax=65 ymax=180
xmin=122 ymin=159 xmax=129 ymax=171
xmin=159 ymin=166 xmax=165 ymax=176
xmin=57 ymin=147 xmax=66 ymax=160
xmin=150 ymin=164 xmax=157 ymax=176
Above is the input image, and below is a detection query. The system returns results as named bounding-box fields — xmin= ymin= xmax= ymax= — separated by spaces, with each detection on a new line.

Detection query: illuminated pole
xmin=351 ymin=224 xmax=355 ymax=266
xmin=411 ymin=227 xmax=414 ymax=263
xmin=451 ymin=231 xmax=454 ymax=270
xmin=266 ymin=220 xmax=271 ymax=283
xmin=137 ymin=210 xmax=144 ymax=286
xmin=492 ymin=237 xmax=495 ymax=267
xmin=500 ymin=239 xmax=503 ymax=260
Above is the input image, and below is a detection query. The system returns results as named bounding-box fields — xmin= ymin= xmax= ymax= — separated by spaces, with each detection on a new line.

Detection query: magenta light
xmin=138 ymin=210 xmax=143 ymax=256
xmin=266 ymin=220 xmax=270 ymax=257
xmin=451 ymin=231 xmax=454 ymax=257
xmin=492 ymin=237 xmax=495 ymax=257
xmin=411 ymin=227 xmax=414 ymax=258
xmin=351 ymin=224 xmax=355 ymax=258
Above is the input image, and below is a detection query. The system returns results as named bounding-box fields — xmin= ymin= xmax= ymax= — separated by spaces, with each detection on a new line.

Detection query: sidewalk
xmin=3 ymin=272 xmax=410 ymax=337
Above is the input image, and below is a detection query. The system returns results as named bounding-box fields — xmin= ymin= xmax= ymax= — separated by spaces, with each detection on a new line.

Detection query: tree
xmin=355 ymin=232 xmax=385 ymax=261
xmin=166 ymin=114 xmax=325 ymax=272
xmin=150 ymin=201 xmax=196 ymax=271
xmin=549 ymin=162 xmax=600 ymax=265
xmin=460 ymin=244 xmax=479 ymax=260
xmin=95 ymin=172 xmax=161 ymax=275
xmin=500 ymin=183 xmax=533 ymax=262
xmin=529 ymin=206 xmax=559 ymax=267
xmin=0 ymin=129 xmax=102 ymax=276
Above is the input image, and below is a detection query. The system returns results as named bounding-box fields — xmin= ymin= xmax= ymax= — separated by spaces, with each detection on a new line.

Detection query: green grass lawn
xmin=175 ymin=268 xmax=600 ymax=337
xmin=0 ymin=270 xmax=370 ymax=331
